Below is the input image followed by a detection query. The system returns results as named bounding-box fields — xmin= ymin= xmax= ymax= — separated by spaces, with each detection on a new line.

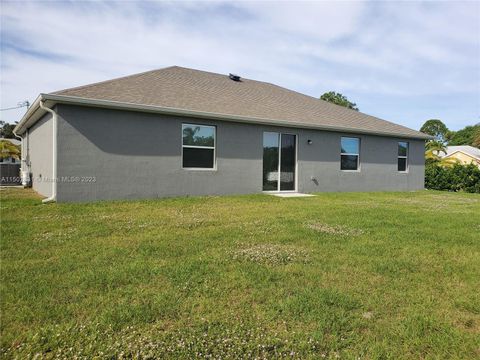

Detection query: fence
xmin=0 ymin=164 xmax=21 ymax=185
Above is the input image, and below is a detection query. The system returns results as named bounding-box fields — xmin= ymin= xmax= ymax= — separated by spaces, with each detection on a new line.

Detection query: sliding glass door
xmin=262 ymin=132 xmax=296 ymax=191
xmin=262 ymin=132 xmax=280 ymax=191
xmin=280 ymin=134 xmax=296 ymax=191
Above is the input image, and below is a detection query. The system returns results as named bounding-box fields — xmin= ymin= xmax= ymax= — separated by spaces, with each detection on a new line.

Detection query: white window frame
xmin=340 ymin=137 xmax=360 ymax=172
xmin=181 ymin=123 xmax=216 ymax=170
xmin=398 ymin=141 xmax=409 ymax=173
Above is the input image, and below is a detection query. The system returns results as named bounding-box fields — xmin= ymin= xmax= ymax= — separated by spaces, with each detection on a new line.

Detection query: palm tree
xmin=0 ymin=140 xmax=20 ymax=160
xmin=425 ymin=140 xmax=446 ymax=160
xmin=425 ymin=140 xmax=458 ymax=167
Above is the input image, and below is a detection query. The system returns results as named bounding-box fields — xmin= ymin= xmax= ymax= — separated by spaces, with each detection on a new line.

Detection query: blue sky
xmin=1 ymin=0 xmax=479 ymax=131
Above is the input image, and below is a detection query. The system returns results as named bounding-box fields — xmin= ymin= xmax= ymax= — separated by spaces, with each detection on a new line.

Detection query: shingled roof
xmin=17 ymin=66 xmax=431 ymax=139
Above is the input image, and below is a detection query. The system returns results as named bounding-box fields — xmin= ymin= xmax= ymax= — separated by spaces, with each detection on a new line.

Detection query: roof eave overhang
xmin=14 ymin=93 xmax=434 ymax=140
xmin=14 ymin=95 xmax=44 ymax=135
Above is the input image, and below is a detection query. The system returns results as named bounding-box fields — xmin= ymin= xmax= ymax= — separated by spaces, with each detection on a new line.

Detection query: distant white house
xmin=438 ymin=145 xmax=480 ymax=169
xmin=0 ymin=138 xmax=21 ymax=164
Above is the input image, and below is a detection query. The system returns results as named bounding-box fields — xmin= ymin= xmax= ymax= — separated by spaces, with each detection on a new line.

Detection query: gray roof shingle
xmin=52 ymin=66 xmax=429 ymax=139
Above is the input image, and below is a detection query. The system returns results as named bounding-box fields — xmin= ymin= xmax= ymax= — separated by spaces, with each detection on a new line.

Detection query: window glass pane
xmin=398 ymin=142 xmax=408 ymax=156
xmin=398 ymin=157 xmax=407 ymax=172
xmin=341 ymin=137 xmax=359 ymax=154
xmin=182 ymin=125 xmax=215 ymax=147
xmin=280 ymin=134 xmax=296 ymax=191
xmin=341 ymin=155 xmax=358 ymax=170
xmin=263 ymin=132 xmax=279 ymax=191
xmin=182 ymin=148 xmax=214 ymax=168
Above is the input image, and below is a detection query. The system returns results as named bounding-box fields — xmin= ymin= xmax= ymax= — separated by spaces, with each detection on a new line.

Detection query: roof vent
xmin=229 ymin=73 xmax=241 ymax=82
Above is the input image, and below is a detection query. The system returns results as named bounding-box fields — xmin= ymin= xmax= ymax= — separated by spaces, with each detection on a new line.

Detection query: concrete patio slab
xmin=269 ymin=193 xmax=315 ymax=198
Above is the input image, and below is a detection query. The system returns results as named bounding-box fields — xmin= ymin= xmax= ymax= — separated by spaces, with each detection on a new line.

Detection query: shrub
xmin=425 ymin=163 xmax=480 ymax=193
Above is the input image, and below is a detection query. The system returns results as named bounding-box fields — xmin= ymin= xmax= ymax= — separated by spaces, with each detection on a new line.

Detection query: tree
xmin=448 ymin=124 xmax=480 ymax=147
xmin=182 ymin=126 xmax=214 ymax=146
xmin=0 ymin=139 xmax=21 ymax=160
xmin=425 ymin=140 xmax=446 ymax=160
xmin=472 ymin=127 xmax=480 ymax=148
xmin=320 ymin=92 xmax=359 ymax=111
xmin=0 ymin=121 xmax=18 ymax=139
xmin=425 ymin=140 xmax=458 ymax=167
xmin=420 ymin=119 xmax=450 ymax=143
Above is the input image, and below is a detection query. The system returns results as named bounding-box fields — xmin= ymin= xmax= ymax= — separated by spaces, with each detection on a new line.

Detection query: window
xmin=398 ymin=142 xmax=408 ymax=172
xmin=182 ymin=124 xmax=216 ymax=169
xmin=340 ymin=137 xmax=360 ymax=171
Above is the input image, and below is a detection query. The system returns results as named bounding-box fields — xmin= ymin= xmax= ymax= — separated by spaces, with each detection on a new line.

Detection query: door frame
xmin=262 ymin=132 xmax=298 ymax=193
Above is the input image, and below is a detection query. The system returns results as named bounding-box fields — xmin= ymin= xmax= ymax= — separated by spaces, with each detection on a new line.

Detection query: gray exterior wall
xmin=53 ymin=104 xmax=425 ymax=202
xmin=26 ymin=111 xmax=54 ymax=197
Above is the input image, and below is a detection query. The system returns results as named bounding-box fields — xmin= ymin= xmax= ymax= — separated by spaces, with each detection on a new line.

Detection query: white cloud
xmin=237 ymin=1 xmax=365 ymax=40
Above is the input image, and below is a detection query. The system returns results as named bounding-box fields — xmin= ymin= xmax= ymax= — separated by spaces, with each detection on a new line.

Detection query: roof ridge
xmin=54 ymin=64 xmax=326 ymax=100
xmin=173 ymin=66 xmax=284 ymax=87
xmin=51 ymin=65 xmax=179 ymax=95
xmin=51 ymin=65 xmax=264 ymax=94
xmin=172 ymin=66 xmax=236 ymax=78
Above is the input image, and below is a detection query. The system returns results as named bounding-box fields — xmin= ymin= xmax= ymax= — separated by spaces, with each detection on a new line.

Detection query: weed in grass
xmin=362 ymin=312 xmax=373 ymax=319
xmin=233 ymin=219 xmax=281 ymax=237
xmin=1 ymin=321 xmax=332 ymax=359
xmin=306 ymin=222 xmax=364 ymax=236
xmin=34 ymin=228 xmax=77 ymax=243
xmin=115 ymin=219 xmax=157 ymax=232
xmin=231 ymin=244 xmax=309 ymax=265
xmin=394 ymin=193 xmax=479 ymax=211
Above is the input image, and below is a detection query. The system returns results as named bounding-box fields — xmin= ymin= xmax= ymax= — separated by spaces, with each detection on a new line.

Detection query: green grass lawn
xmin=1 ymin=188 xmax=479 ymax=359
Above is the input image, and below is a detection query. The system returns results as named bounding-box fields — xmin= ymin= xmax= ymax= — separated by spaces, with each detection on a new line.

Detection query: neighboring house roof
xmin=14 ymin=66 xmax=431 ymax=139
xmin=439 ymin=145 xmax=480 ymax=160
xmin=0 ymin=138 xmax=21 ymax=146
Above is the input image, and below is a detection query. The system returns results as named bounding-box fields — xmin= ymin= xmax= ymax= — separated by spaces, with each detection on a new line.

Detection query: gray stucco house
xmin=14 ymin=66 xmax=430 ymax=203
